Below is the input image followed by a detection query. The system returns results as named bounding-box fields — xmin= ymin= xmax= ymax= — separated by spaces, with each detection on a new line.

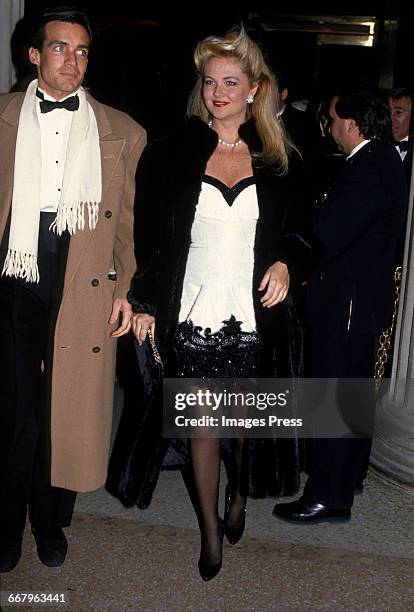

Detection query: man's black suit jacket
xmin=281 ymin=103 xmax=307 ymax=154
xmin=402 ymin=144 xmax=413 ymax=184
xmin=394 ymin=144 xmax=412 ymax=265
xmin=307 ymin=140 xmax=407 ymax=345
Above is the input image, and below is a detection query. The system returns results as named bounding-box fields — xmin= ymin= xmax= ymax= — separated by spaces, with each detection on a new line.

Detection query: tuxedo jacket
xmin=393 ymin=143 xmax=412 ymax=264
xmin=402 ymin=143 xmax=413 ymax=184
xmin=307 ymin=140 xmax=407 ymax=339
xmin=280 ymin=103 xmax=307 ymax=154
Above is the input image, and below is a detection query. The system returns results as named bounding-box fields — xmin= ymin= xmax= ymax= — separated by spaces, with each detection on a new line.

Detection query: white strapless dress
xmin=178 ymin=175 xmax=258 ymax=334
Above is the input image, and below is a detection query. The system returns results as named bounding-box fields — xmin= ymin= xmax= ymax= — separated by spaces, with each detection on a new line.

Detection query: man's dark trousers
xmin=0 ymin=212 xmax=76 ymax=535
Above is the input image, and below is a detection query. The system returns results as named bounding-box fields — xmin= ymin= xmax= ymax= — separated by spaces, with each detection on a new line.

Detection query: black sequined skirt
xmin=173 ymin=316 xmax=262 ymax=378
xmin=163 ymin=317 xmax=262 ymax=467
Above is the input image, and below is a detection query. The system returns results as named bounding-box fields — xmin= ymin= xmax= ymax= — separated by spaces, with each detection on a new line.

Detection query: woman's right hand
xmin=132 ymin=313 xmax=155 ymax=345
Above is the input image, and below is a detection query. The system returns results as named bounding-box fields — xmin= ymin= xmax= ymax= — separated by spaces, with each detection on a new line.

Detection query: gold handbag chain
xmin=147 ymin=329 xmax=163 ymax=367
xmin=374 ymin=266 xmax=402 ymax=389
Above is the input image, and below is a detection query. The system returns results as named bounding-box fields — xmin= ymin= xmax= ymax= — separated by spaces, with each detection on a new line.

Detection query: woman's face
xmin=202 ymin=56 xmax=257 ymax=124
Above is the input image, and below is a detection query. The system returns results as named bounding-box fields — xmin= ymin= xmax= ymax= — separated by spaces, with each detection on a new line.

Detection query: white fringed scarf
xmin=2 ymin=79 xmax=102 ymax=283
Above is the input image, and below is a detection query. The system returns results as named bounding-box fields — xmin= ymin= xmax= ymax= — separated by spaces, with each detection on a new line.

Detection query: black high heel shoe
xmin=224 ymin=485 xmax=246 ymax=545
xmin=198 ymin=518 xmax=224 ymax=582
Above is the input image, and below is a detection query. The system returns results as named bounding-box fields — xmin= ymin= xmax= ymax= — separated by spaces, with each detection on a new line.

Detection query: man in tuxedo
xmin=389 ymin=87 xmax=413 ymax=183
xmin=389 ymin=87 xmax=412 ymax=265
xmin=273 ymin=89 xmax=407 ymax=522
xmin=276 ymin=72 xmax=307 ymax=155
xmin=0 ymin=7 xmax=146 ymax=571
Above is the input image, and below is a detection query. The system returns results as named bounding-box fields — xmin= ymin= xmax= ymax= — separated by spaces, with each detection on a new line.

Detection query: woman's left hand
xmin=258 ymin=261 xmax=290 ymax=308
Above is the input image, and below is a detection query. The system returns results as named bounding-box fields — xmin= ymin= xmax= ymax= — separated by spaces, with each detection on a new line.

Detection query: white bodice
xmin=178 ymin=176 xmax=258 ymax=333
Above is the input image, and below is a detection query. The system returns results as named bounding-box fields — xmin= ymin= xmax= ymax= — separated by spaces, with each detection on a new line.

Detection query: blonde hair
xmin=186 ymin=28 xmax=293 ymax=172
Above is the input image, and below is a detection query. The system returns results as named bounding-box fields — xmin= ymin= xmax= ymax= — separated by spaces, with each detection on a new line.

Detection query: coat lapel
xmin=0 ymin=94 xmax=24 ymax=243
xmin=63 ymin=95 xmax=125 ymax=293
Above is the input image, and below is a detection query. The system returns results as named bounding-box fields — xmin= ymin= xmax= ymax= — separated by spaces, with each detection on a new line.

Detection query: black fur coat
xmin=106 ymin=117 xmax=313 ymax=508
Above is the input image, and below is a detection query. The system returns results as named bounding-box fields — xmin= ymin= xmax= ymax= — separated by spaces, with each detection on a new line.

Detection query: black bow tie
xmin=36 ymin=88 xmax=79 ymax=113
xmin=396 ymin=140 xmax=409 ymax=152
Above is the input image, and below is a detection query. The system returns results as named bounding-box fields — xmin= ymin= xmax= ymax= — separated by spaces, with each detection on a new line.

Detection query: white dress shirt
xmin=346 ymin=139 xmax=370 ymax=160
xmin=395 ymin=136 xmax=409 ymax=162
xmin=36 ymin=88 xmax=78 ymax=212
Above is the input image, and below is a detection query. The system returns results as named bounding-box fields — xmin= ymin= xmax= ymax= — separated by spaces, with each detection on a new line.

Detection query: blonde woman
xmin=109 ymin=28 xmax=311 ymax=581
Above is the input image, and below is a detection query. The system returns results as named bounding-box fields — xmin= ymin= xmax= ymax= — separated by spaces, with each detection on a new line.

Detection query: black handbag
xmin=135 ymin=329 xmax=163 ymax=400
xmin=106 ymin=329 xmax=165 ymax=508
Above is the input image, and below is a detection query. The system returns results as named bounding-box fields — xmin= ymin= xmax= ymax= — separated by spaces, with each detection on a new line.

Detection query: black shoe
xmin=224 ymin=485 xmax=246 ymax=545
xmin=0 ymin=540 xmax=22 ymax=573
xmin=272 ymin=497 xmax=351 ymax=524
xmin=31 ymin=526 xmax=68 ymax=567
xmin=198 ymin=519 xmax=224 ymax=582
xmin=0 ymin=523 xmax=24 ymax=573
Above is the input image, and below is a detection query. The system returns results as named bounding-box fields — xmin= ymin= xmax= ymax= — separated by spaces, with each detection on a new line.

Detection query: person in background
xmin=273 ymin=87 xmax=407 ymax=524
xmin=389 ymin=87 xmax=413 ymax=183
xmin=275 ymin=70 xmax=307 ymax=155
xmin=9 ymin=16 xmax=36 ymax=92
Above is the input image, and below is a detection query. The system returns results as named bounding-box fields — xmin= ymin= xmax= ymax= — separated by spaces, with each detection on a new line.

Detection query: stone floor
xmin=2 ymin=389 xmax=414 ymax=611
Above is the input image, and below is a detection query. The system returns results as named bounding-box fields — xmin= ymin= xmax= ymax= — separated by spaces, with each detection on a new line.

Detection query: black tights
xmin=186 ymin=437 xmax=248 ymax=563
xmin=224 ymin=438 xmax=249 ymax=528
xmin=173 ymin=320 xmax=261 ymax=562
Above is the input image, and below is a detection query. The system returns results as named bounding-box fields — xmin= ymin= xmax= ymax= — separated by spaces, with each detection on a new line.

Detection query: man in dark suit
xmin=389 ymin=87 xmax=413 ymax=184
xmin=275 ymin=72 xmax=307 ymax=155
xmin=389 ymin=87 xmax=412 ymax=265
xmin=273 ymin=89 xmax=407 ymax=522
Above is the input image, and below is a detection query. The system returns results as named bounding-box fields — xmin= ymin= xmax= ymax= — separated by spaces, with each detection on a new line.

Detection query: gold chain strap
xmin=374 ymin=266 xmax=402 ymax=389
xmin=147 ymin=329 xmax=163 ymax=367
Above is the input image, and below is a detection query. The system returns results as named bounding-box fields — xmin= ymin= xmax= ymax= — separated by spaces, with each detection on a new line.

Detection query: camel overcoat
xmin=0 ymin=89 xmax=146 ymax=492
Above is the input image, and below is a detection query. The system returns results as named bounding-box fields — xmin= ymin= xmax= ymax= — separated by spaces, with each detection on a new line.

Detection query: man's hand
xmin=132 ymin=313 xmax=156 ymax=345
xmin=258 ymin=261 xmax=290 ymax=308
xmin=109 ymin=298 xmax=133 ymax=337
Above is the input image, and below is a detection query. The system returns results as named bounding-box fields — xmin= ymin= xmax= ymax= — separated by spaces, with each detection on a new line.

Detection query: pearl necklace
xmin=208 ymin=120 xmax=242 ymax=148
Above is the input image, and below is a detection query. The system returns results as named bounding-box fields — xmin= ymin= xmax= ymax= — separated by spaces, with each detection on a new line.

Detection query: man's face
xmin=29 ymin=21 xmax=90 ymax=100
xmin=389 ymin=96 xmax=412 ymax=141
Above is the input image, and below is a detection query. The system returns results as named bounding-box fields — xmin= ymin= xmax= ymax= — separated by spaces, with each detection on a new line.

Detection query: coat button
xmin=104 ymin=210 xmax=112 ymax=218
xmin=91 ymin=278 xmax=99 ymax=287
xmin=92 ymin=346 xmax=100 ymax=353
